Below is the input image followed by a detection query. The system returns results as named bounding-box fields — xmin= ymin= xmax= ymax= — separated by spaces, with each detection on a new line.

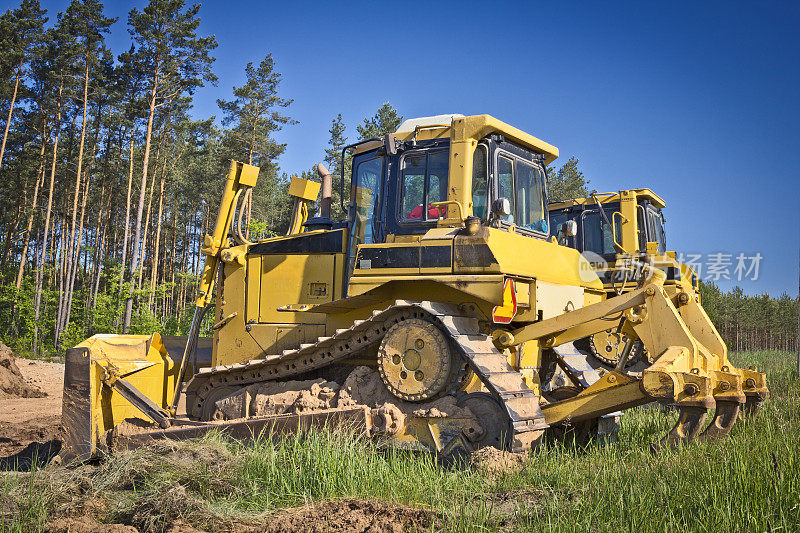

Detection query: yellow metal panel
xmin=451 ymin=115 xmax=559 ymax=164
xmin=288 ymin=176 xmax=321 ymax=201
xmin=258 ymin=254 xmax=333 ymax=323
xmin=482 ymin=227 xmax=604 ymax=290
xmin=238 ymin=162 xmax=260 ymax=187
xmin=535 ymin=280 xmax=584 ymax=319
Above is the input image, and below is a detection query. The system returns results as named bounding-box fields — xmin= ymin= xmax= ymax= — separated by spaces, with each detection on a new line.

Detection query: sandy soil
xmin=0 ymin=359 xmax=64 ymax=457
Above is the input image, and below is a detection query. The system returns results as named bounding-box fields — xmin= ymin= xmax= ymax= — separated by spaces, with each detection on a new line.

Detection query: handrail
xmin=429 ymin=200 xmax=465 ymax=223
xmin=611 ymin=211 xmax=629 ymax=255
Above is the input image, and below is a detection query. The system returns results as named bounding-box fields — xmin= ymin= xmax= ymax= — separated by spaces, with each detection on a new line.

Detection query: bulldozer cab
xmin=342 ymin=116 xmax=553 ymax=294
xmin=549 ymin=189 xmax=667 ymax=260
xmin=548 ymin=188 xmax=699 ymax=302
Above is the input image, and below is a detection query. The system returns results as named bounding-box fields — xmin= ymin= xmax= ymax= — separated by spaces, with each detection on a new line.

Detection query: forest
xmin=0 ymin=0 xmax=794 ymax=358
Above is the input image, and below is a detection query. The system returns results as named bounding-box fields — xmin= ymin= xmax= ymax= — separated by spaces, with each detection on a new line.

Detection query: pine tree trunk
xmin=0 ymin=61 xmax=23 ymax=169
xmin=33 ymin=78 xmax=64 ymax=355
xmin=16 ymin=123 xmax=49 ymax=289
xmin=148 ymin=169 xmax=166 ymax=310
xmin=55 ymin=65 xmax=92 ymax=350
xmin=117 ymin=140 xmax=134 ymax=298
xmin=137 ymin=148 xmax=159 ymax=292
xmin=123 ymin=68 xmax=159 ymax=333
xmin=61 ymin=160 xmax=92 ymax=347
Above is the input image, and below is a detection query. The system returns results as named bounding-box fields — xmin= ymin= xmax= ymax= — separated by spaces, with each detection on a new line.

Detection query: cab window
xmin=497 ymin=156 xmax=515 ymax=223
xmin=496 ymin=152 xmax=548 ymax=233
xmin=353 ymin=156 xmax=382 ymax=244
xmin=637 ymin=206 xmax=647 ymax=251
xmin=549 ymin=210 xmax=574 ymax=247
xmin=647 ymin=208 xmax=666 ymax=253
xmin=400 ymin=150 xmax=448 ymax=222
xmin=472 ymin=145 xmax=488 ymax=219
xmin=515 ymin=161 xmax=547 ymax=233
xmin=582 ymin=210 xmax=620 ymax=257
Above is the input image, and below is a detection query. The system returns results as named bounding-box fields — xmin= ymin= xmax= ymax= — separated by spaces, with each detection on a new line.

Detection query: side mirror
xmin=492 ymin=197 xmax=512 ymax=217
xmin=561 ymin=220 xmax=577 ymax=237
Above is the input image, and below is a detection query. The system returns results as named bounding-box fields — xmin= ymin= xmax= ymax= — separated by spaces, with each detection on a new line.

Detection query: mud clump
xmin=262 ymin=499 xmax=442 ymax=533
xmin=338 ymin=366 xmax=478 ymax=421
xmin=470 ymin=446 xmax=527 ymax=476
xmin=0 ymin=344 xmax=46 ymax=398
xmin=215 ymin=378 xmax=341 ymax=419
xmin=214 ymin=366 xmax=478 ymax=431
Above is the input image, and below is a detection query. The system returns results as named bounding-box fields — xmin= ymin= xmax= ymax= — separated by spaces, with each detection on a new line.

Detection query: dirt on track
xmin=0 ymin=353 xmax=64 ymax=458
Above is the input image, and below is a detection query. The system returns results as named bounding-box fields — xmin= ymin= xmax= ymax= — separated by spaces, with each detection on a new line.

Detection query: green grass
xmin=2 ymin=350 xmax=798 ymax=532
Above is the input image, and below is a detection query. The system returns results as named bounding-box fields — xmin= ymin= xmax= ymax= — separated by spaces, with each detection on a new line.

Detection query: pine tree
xmin=356 ymin=103 xmax=402 ymax=140
xmin=0 ymin=0 xmax=47 ymax=170
xmin=217 ymin=53 xmax=295 ymax=168
xmin=546 ymin=156 xmax=589 ymax=202
xmin=122 ymin=0 xmax=217 ymax=333
xmin=325 ymin=113 xmax=348 ymax=220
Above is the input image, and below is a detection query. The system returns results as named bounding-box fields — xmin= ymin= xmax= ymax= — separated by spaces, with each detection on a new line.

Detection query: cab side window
xmin=472 ymin=145 xmax=488 ymax=219
xmin=497 ymin=156 xmax=515 ymax=224
xmin=400 ymin=150 xmax=449 ymax=222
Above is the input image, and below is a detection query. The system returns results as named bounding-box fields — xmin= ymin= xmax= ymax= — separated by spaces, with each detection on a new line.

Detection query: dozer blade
xmin=61 ymin=333 xmax=179 ymax=462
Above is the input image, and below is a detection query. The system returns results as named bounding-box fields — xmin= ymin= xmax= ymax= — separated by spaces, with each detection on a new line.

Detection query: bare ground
xmin=0 ymin=356 xmax=64 ymax=457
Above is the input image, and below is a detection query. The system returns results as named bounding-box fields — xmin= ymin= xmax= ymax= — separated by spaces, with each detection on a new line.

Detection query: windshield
xmin=582 ymin=210 xmax=619 ymax=257
xmin=399 ymin=150 xmax=448 ymax=222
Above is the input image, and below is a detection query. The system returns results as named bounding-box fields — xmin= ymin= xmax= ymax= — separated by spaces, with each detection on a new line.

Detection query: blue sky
xmin=32 ymin=0 xmax=800 ymax=296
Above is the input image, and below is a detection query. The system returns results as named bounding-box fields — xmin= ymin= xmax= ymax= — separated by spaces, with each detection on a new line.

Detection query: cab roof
xmin=353 ymin=114 xmax=560 ymax=164
xmin=548 ymin=188 xmax=666 ymax=211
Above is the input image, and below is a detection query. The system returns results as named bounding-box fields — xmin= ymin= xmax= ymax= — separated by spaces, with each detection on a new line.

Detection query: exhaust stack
xmin=316 ymin=163 xmax=333 ymax=219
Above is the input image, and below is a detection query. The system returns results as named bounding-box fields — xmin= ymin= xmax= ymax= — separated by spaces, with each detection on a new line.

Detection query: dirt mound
xmin=262 ymin=499 xmax=441 ymax=533
xmin=470 ymin=446 xmax=527 ymax=476
xmin=46 ymin=516 xmax=137 ymax=533
xmin=0 ymin=415 xmax=62 ymax=458
xmin=213 ymin=366 xmax=478 ymax=434
xmin=0 ymin=344 xmax=46 ymax=398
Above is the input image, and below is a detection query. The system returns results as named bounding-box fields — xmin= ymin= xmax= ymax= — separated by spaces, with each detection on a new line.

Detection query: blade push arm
xmin=171 ymin=161 xmax=259 ymax=413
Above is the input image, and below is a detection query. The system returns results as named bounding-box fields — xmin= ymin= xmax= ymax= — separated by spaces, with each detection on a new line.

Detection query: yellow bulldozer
xmin=548 ymin=189 xmax=701 ymax=370
xmin=60 ymin=114 xmax=768 ymax=462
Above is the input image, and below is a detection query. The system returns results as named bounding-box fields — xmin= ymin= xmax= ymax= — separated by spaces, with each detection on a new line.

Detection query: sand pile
xmin=0 ymin=344 xmax=45 ymax=398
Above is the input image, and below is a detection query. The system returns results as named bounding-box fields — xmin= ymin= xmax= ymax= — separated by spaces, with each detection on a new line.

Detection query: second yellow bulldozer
xmin=548 ymin=189 xmax=702 ymax=370
xmin=60 ymin=114 xmax=768 ymax=462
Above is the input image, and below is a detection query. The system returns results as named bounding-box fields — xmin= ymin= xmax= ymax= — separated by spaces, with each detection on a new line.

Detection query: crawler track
xmin=185 ymin=300 xmax=547 ymax=450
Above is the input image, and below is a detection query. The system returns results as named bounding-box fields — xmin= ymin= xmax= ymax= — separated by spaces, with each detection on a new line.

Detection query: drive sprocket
xmin=377 ymin=318 xmax=455 ymax=402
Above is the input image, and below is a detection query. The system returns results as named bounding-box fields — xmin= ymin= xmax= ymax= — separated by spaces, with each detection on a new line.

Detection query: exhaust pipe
xmin=316 ymin=163 xmax=333 ymax=219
